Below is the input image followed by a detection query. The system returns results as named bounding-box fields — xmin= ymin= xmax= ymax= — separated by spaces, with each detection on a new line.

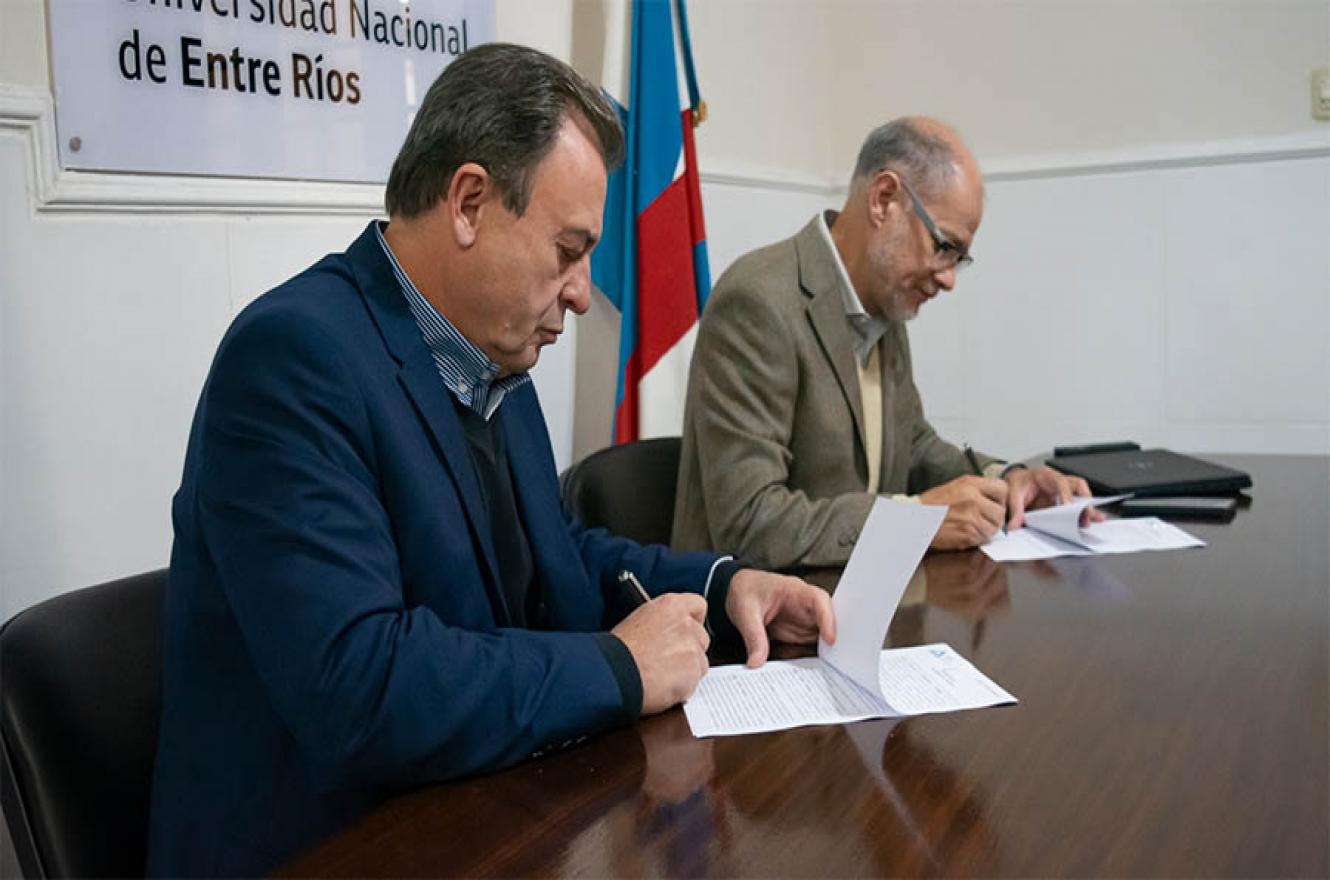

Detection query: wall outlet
xmin=1313 ymin=67 xmax=1330 ymax=121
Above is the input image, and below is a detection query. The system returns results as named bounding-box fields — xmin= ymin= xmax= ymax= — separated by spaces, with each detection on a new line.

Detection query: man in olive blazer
xmin=674 ymin=118 xmax=1091 ymax=569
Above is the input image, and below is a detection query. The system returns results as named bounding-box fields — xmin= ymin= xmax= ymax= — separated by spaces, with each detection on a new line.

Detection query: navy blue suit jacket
xmin=147 ymin=223 xmax=721 ymax=876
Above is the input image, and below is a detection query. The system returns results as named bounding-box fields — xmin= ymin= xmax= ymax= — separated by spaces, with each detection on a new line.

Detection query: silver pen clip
xmin=617 ymin=569 xmax=651 ymax=606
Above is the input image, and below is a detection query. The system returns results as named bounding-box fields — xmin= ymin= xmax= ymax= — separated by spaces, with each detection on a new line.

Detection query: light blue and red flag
xmin=591 ymin=0 xmax=710 ymax=444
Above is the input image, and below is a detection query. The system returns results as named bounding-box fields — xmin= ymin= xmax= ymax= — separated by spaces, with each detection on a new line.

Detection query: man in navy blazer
xmin=147 ymin=43 xmax=835 ymax=876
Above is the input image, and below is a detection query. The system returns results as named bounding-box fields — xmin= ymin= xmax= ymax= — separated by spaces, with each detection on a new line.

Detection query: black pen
xmin=618 ymin=569 xmax=651 ymax=607
xmin=965 ymin=445 xmax=1007 ymax=536
xmin=964 ymin=444 xmax=984 ymax=478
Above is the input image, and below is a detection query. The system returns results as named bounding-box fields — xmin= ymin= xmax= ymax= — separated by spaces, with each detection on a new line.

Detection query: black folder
xmin=1046 ymin=448 xmax=1251 ymax=497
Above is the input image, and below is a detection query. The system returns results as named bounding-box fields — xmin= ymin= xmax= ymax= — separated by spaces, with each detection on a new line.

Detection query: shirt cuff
xmin=701 ymin=554 xmax=733 ymax=600
xmin=594 ymin=632 xmax=643 ymax=720
xmin=703 ymin=556 xmax=745 ymax=647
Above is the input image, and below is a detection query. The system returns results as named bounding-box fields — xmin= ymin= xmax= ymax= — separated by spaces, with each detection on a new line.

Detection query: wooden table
xmin=280 ymin=455 xmax=1328 ymax=877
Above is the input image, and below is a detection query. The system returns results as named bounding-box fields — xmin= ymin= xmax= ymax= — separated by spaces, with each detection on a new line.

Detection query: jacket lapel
xmin=499 ymin=387 xmax=602 ymax=631
xmin=344 ymin=223 xmax=508 ymax=623
xmin=794 ymin=215 xmax=868 ymax=461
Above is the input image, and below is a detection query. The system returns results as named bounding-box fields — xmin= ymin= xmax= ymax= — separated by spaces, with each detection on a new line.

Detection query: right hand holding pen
xmin=611 ymin=593 xmax=710 ymax=715
xmin=920 ymin=475 xmax=1008 ymax=549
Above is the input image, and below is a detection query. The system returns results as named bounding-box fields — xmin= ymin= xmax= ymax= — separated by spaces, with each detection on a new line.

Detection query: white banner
xmin=48 ymin=0 xmax=496 ymax=183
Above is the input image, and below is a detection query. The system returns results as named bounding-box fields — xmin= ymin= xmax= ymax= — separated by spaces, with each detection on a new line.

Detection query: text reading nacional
xmin=117 ymin=0 xmax=474 ymax=104
xmin=127 ymin=0 xmax=474 ymax=55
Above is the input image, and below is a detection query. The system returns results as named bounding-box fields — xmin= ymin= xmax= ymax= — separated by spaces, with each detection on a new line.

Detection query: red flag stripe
xmin=680 ymin=109 xmax=707 ymax=247
xmin=614 ymin=350 xmax=641 ymax=445
xmin=632 ymin=173 xmax=699 ymax=380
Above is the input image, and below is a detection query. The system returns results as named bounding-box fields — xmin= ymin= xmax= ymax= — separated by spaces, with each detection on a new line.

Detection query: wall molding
xmin=0 ymin=85 xmax=384 ymax=216
xmin=702 ymin=133 xmax=1330 ymax=196
xmin=700 ymin=168 xmax=841 ymax=197
xmin=4 ymin=82 xmax=1328 ymax=214
xmin=980 ymin=135 xmax=1330 ymax=182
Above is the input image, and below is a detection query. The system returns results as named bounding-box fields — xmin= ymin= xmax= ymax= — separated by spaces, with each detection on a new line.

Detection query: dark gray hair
xmin=385 ymin=43 xmax=625 ymax=218
xmin=850 ymin=118 xmax=958 ymax=200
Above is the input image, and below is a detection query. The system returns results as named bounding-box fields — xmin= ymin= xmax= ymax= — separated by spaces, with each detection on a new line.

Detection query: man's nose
xmin=564 ymin=260 xmax=592 ymax=315
xmin=934 ymin=265 xmax=958 ymax=291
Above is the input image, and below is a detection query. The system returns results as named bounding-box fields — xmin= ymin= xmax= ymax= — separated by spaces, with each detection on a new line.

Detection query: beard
xmin=865 ymin=233 xmax=926 ymax=322
xmin=881 ymin=288 xmax=922 ymax=322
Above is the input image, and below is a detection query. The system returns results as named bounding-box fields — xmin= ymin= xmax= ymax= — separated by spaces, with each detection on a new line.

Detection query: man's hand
xmin=725 ymin=570 xmax=836 ymax=668
xmin=920 ymin=475 xmax=1008 ymax=549
xmin=1003 ymin=466 xmax=1099 ymax=531
xmin=611 ymin=593 xmax=710 ymax=716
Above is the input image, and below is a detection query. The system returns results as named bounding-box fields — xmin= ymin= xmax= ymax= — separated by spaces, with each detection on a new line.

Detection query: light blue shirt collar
xmin=374 ymin=221 xmax=529 ymax=420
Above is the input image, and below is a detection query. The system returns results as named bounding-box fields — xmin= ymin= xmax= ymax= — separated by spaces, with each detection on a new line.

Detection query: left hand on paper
xmin=1003 ymin=466 xmax=1101 ymax=531
xmin=726 ymin=570 xmax=836 ymax=668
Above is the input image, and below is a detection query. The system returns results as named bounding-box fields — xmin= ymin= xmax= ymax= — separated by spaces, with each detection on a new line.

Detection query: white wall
xmin=571 ymin=0 xmax=1330 ymax=458
xmin=690 ymin=0 xmax=1330 ymax=182
xmin=4 ymin=0 xmax=1329 ymax=620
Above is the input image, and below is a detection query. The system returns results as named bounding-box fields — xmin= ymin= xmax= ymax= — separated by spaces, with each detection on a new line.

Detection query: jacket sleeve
xmin=568 ymin=524 xmax=724 ymax=607
xmin=193 ymin=307 xmax=633 ymax=793
xmin=683 ymin=280 xmax=876 ymax=569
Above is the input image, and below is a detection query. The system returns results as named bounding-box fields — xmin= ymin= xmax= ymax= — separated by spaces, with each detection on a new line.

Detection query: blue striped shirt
xmin=375 ymin=222 xmax=530 ymax=420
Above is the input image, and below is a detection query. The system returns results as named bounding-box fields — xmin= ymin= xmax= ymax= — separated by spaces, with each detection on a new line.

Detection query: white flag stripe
xmin=637 ymin=323 xmax=698 ymax=439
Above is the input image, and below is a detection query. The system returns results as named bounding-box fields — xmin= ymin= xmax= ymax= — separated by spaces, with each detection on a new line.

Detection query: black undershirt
xmin=451 ymin=398 xmax=542 ymax=629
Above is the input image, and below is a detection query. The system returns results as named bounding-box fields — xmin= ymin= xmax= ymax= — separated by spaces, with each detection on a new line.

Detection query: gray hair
xmin=385 ymin=43 xmax=624 ymax=218
xmin=850 ymin=118 xmax=958 ymax=200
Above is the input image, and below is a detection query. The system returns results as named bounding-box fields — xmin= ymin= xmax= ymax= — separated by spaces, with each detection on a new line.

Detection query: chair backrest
xmin=560 ymin=437 xmax=682 ymax=547
xmin=1 ymin=569 xmax=166 ymax=879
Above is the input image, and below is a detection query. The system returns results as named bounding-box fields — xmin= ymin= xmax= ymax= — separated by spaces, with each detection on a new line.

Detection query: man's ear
xmin=868 ymin=169 xmax=901 ymax=227
xmin=447 ymin=162 xmax=491 ymax=248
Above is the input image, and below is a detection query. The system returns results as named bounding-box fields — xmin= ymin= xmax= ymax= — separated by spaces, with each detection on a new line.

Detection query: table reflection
xmin=560 ymin=689 xmax=998 ymax=876
xmin=560 ymin=711 xmax=727 ymax=877
xmin=920 ymin=551 xmax=1010 ymax=650
xmin=798 ymin=549 xmax=1017 ymax=653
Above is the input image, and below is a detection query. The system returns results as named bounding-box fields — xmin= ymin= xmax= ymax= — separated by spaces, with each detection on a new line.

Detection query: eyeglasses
xmin=896 ymin=176 xmax=973 ymax=272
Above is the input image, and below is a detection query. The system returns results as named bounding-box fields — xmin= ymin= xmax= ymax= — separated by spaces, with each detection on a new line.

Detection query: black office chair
xmin=560 ymin=437 xmax=682 ymax=547
xmin=1 ymin=569 xmax=166 ymax=879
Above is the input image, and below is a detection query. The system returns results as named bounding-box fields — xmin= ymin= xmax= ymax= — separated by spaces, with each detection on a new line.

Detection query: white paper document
xmin=683 ymin=498 xmax=1017 ymax=738
xmin=1023 ymin=495 xmax=1130 ymax=546
xmin=684 ymin=645 xmax=1017 ymax=737
xmin=818 ymin=498 xmax=949 ymax=698
xmin=981 ymin=496 xmax=1205 ymax=562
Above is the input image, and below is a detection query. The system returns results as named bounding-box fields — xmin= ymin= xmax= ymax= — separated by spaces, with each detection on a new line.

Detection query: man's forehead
xmin=934 ymin=172 xmax=983 ymax=237
xmin=527 ymin=123 xmax=607 ymax=234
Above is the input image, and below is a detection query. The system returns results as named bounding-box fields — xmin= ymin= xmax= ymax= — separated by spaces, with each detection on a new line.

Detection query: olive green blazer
xmin=672 ymin=215 xmax=992 ymax=569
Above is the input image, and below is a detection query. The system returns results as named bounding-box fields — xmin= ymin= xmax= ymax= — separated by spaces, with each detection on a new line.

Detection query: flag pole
xmin=673 ymin=0 xmax=707 ymax=127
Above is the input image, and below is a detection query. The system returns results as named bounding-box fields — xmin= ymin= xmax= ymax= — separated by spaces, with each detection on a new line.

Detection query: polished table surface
xmin=280 ymin=455 xmax=1328 ymax=877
